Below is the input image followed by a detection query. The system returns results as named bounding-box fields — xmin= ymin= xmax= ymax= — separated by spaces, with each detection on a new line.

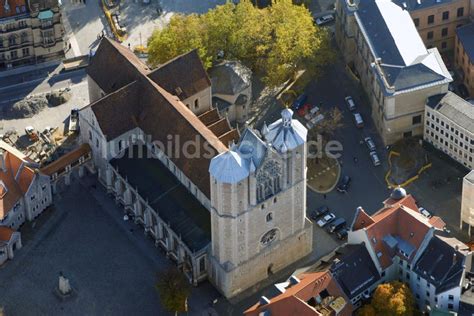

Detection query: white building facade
xmin=424 ymin=92 xmax=474 ymax=170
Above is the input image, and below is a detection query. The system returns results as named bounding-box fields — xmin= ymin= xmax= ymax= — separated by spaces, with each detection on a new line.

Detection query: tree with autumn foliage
xmin=147 ymin=0 xmax=334 ymax=86
xmin=357 ymin=281 xmax=416 ymax=316
xmin=156 ymin=268 xmax=191 ymax=316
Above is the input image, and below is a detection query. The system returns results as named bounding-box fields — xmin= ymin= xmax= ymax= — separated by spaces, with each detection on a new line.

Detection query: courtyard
xmin=0 ymin=175 xmax=219 ymax=316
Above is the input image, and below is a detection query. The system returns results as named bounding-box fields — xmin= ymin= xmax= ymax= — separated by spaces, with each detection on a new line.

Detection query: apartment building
xmin=460 ymin=170 xmax=474 ymax=235
xmin=335 ymin=0 xmax=452 ymax=145
xmin=391 ymin=0 xmax=472 ymax=53
xmin=455 ymin=23 xmax=474 ymax=97
xmin=0 ymin=0 xmax=64 ymax=70
xmin=0 ymin=141 xmax=52 ymax=231
xmin=424 ymin=92 xmax=474 ymax=169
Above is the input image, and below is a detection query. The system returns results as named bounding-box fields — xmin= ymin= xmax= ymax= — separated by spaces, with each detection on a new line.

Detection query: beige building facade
xmin=0 ymin=0 xmax=64 ymax=70
xmin=461 ymin=170 xmax=474 ymax=234
xmin=401 ymin=0 xmax=472 ymax=53
xmin=455 ymin=23 xmax=474 ymax=97
xmin=335 ymin=0 xmax=451 ymax=145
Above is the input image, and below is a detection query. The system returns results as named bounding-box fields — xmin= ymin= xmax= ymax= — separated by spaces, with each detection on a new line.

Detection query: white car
xmin=317 ymin=213 xmax=336 ymax=227
xmin=364 ymin=137 xmax=376 ymax=151
xmin=419 ymin=207 xmax=432 ymax=218
xmin=345 ymin=96 xmax=356 ymax=111
xmin=315 ymin=14 xmax=335 ymax=26
xmin=369 ymin=151 xmax=381 ymax=166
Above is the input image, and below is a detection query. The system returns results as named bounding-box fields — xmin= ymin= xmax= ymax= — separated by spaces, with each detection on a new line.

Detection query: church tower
xmin=208 ymin=109 xmax=313 ymax=298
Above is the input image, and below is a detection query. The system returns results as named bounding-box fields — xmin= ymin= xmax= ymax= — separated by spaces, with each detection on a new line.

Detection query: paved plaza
xmin=0 ymin=175 xmax=219 ymax=316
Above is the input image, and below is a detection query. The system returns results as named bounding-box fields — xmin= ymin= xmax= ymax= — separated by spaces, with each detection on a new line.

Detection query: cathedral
xmin=79 ymin=38 xmax=313 ymax=298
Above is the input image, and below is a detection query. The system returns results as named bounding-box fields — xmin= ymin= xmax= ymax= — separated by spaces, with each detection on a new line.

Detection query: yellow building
xmin=0 ymin=0 xmax=64 ymax=70
xmin=455 ymin=23 xmax=474 ymax=97
xmin=335 ymin=0 xmax=452 ymax=145
xmin=392 ymin=0 xmax=472 ymax=54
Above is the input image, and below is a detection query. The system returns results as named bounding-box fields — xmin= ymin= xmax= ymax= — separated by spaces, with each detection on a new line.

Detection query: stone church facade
xmin=80 ymin=38 xmax=312 ymax=298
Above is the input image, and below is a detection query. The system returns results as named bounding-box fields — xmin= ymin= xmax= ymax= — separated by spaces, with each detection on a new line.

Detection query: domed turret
xmin=209 ymin=150 xmax=249 ymax=184
xmin=390 ymin=187 xmax=407 ymax=200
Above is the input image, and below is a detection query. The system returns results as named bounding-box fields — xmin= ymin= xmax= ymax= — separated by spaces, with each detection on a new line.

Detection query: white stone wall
xmin=24 ymin=173 xmax=52 ymax=221
xmin=182 ymin=86 xmax=212 ymax=116
xmin=0 ymin=200 xmax=26 ymax=230
xmin=209 ymin=141 xmax=312 ymax=298
xmin=424 ymin=106 xmax=474 ymax=170
xmin=87 ymin=76 xmax=106 ymax=103
xmin=461 ymin=171 xmax=474 ymax=228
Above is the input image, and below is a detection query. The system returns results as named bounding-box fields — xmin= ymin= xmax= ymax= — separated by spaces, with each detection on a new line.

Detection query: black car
xmin=327 ymin=218 xmax=346 ymax=234
xmin=456 ymin=84 xmax=469 ymax=99
xmin=310 ymin=205 xmax=329 ymax=220
xmin=336 ymin=228 xmax=348 ymax=240
xmin=336 ymin=175 xmax=351 ymax=193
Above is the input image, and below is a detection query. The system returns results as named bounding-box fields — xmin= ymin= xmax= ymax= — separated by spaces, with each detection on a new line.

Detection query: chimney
xmin=0 ymin=148 xmax=6 ymax=172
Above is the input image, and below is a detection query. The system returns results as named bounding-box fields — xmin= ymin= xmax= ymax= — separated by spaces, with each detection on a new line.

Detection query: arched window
xmin=266 ymin=212 xmax=273 ymax=222
xmin=256 ymin=160 xmax=281 ymax=203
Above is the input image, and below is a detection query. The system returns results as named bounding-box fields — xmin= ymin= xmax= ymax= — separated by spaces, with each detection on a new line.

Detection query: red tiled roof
xmin=147 ymin=49 xmax=211 ymax=101
xmin=244 ymin=271 xmax=353 ymax=316
xmin=0 ymin=226 xmax=14 ymax=242
xmin=351 ymin=207 xmax=375 ymax=230
xmin=0 ymin=142 xmax=35 ymax=220
xmin=429 ymin=216 xmax=446 ymax=230
xmin=0 ymin=0 xmax=28 ymax=18
xmin=40 ymin=143 xmax=91 ymax=176
xmin=355 ymin=195 xmax=434 ymax=269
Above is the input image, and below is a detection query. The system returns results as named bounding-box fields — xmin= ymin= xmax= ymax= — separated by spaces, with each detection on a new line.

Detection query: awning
xmin=38 ymin=10 xmax=54 ymax=20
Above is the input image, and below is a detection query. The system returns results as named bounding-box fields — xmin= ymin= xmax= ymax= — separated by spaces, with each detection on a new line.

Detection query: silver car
xmin=315 ymin=14 xmax=335 ymax=26
xmin=364 ymin=137 xmax=376 ymax=151
xmin=369 ymin=151 xmax=381 ymax=166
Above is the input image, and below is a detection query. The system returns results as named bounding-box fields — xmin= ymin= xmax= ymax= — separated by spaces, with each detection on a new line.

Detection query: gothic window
xmin=256 ymin=160 xmax=281 ymax=203
xmin=260 ymin=228 xmax=277 ymax=246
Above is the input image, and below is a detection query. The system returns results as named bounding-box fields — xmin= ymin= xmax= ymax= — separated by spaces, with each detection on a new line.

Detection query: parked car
xmin=419 ymin=207 xmax=433 ymax=218
xmin=336 ymin=228 xmax=348 ymax=240
xmin=315 ymin=14 xmax=334 ymax=26
xmin=337 ymin=175 xmax=352 ymax=193
xmin=310 ymin=205 xmax=329 ymax=221
xmin=317 ymin=213 xmax=336 ymax=227
xmin=304 ymin=106 xmax=320 ymax=120
xmin=353 ymin=113 xmax=364 ymax=128
xmin=327 ymin=218 xmax=346 ymax=233
xmin=364 ymin=136 xmax=376 ymax=151
xmin=292 ymin=94 xmax=308 ymax=111
xmin=345 ymin=96 xmax=356 ymax=111
xmin=369 ymin=151 xmax=381 ymax=166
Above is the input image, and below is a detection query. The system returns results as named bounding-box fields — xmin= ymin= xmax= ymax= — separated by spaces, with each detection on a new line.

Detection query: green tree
xmin=156 ymin=268 xmax=191 ymax=315
xmin=359 ymin=281 xmax=415 ymax=316
xmin=147 ymin=0 xmax=333 ymax=86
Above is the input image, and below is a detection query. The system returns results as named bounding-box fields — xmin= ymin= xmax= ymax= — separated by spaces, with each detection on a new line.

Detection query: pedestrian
xmin=84 ymin=0 xmax=86 ymax=4
xmin=69 ymin=43 xmax=71 ymax=50
xmin=323 ymin=194 xmax=327 ymax=199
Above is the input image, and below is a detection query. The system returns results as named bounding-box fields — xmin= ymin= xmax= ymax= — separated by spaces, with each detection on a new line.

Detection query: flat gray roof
xmin=110 ymin=145 xmax=211 ymax=252
xmin=428 ymin=92 xmax=474 ymax=134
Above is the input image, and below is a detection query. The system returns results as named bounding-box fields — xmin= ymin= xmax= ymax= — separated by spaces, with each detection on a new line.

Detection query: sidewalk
xmin=0 ymin=60 xmax=61 ymax=79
